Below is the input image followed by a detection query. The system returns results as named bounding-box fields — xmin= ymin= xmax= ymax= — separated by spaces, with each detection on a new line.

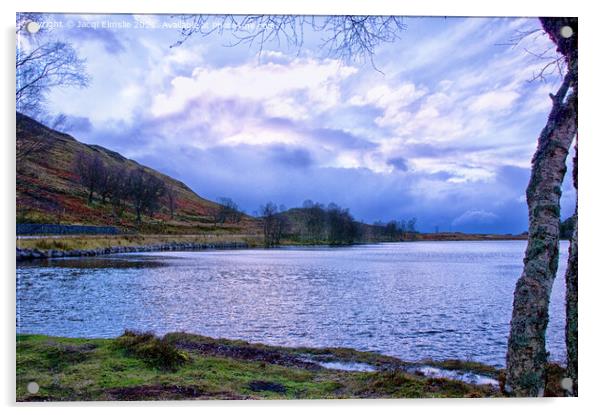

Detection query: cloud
xmin=349 ymin=83 xmax=426 ymax=111
xmin=334 ymin=18 xmax=562 ymax=183
xmin=468 ymin=89 xmax=520 ymax=113
xmin=392 ymin=17 xmax=493 ymax=74
xmin=151 ymin=57 xmax=357 ymax=118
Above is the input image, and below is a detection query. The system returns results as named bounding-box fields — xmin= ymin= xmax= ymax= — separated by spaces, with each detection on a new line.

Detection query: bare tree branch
xmin=497 ymin=25 xmax=566 ymax=83
xmin=172 ymin=15 xmax=406 ymax=66
xmin=16 ymin=41 xmax=90 ymax=115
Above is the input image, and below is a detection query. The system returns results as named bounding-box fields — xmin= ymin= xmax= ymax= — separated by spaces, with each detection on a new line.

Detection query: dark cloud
xmin=63 ymin=115 xmax=93 ymax=135
xmin=496 ymin=165 xmax=530 ymax=188
xmin=264 ymin=117 xmax=296 ymax=129
xmin=268 ymin=145 xmax=313 ymax=168
xmin=263 ymin=118 xmax=378 ymax=152
xmin=387 ymin=157 xmax=408 ymax=171
xmin=430 ymin=171 xmax=455 ymax=181
xmin=77 ymin=116 xmax=164 ymax=154
xmin=405 ymin=143 xmax=495 ymax=158
xmin=311 ymin=127 xmax=376 ymax=150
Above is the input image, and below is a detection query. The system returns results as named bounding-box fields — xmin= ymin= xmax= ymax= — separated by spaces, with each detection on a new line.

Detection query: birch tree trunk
xmin=505 ymin=17 xmax=577 ymax=397
xmin=565 ymin=143 xmax=577 ymax=396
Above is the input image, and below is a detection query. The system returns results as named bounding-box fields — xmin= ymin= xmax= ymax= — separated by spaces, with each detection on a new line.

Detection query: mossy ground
xmin=16 ymin=332 xmax=501 ymax=401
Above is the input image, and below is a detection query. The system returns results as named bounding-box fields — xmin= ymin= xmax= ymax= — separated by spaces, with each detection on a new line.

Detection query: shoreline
xmin=15 ymin=331 xmax=569 ymax=400
xmin=16 ymin=233 xmax=530 ymax=261
xmin=16 ymin=241 xmax=250 ymax=261
xmin=16 ymin=331 xmax=509 ymax=401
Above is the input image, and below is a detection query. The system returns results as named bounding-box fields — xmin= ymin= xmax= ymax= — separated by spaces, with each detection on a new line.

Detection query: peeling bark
xmin=505 ymin=17 xmax=577 ymax=397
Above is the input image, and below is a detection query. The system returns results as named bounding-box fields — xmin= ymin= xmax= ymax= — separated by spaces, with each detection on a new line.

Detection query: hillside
xmin=16 ymin=113 xmax=260 ymax=235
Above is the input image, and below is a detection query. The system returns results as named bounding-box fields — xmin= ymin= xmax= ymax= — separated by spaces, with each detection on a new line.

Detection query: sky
xmin=24 ymin=14 xmax=576 ymax=233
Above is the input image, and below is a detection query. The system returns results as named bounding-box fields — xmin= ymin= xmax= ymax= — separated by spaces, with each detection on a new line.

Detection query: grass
xmin=16 ymin=332 xmax=502 ymax=401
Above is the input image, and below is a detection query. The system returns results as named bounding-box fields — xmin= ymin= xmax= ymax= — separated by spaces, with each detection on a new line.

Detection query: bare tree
xmin=260 ymin=202 xmax=286 ymax=247
xmin=299 ymin=200 xmax=327 ymax=242
xmin=326 ymin=203 xmax=357 ymax=244
xmin=505 ymin=17 xmax=577 ymax=397
xmin=165 ymin=185 xmax=177 ymax=219
xmin=210 ymin=206 xmax=222 ymax=227
xmin=16 ymin=13 xmax=89 ymax=161
xmin=16 ymin=41 xmax=89 ymax=115
xmin=95 ymin=162 xmax=134 ymax=207
xmin=108 ymin=165 xmax=129 ymax=219
xmin=73 ymin=151 xmax=106 ymax=204
xmin=127 ymin=169 xmax=166 ymax=223
xmin=384 ymin=220 xmax=398 ymax=241
xmin=406 ymin=217 xmax=418 ymax=241
xmin=215 ymin=197 xmax=243 ymax=224
xmin=96 ymin=165 xmax=114 ymax=204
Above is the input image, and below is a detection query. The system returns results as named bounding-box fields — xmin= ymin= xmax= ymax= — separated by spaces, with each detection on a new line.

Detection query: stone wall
xmin=16 ymin=224 xmax=120 ymax=236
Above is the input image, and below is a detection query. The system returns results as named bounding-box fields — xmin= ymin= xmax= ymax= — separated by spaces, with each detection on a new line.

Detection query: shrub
xmin=33 ymin=239 xmax=71 ymax=251
xmin=43 ymin=341 xmax=96 ymax=369
xmin=115 ymin=330 xmax=188 ymax=371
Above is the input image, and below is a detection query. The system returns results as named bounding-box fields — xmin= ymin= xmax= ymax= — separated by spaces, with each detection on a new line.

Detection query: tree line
xmin=259 ymin=199 xmax=418 ymax=248
xmin=371 ymin=218 xmax=418 ymax=241
xmin=73 ymin=151 xmax=171 ymax=223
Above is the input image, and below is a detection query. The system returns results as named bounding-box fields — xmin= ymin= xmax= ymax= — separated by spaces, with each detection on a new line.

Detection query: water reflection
xmin=19 ymin=256 xmax=169 ymax=269
xmin=16 ymin=241 xmax=568 ymax=367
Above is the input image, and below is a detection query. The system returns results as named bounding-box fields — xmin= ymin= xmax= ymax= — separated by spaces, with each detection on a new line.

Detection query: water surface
xmin=16 ymin=241 xmax=568 ymax=367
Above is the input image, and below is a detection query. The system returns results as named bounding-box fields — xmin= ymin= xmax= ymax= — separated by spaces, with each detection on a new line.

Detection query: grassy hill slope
xmin=16 ymin=113 xmax=259 ymax=235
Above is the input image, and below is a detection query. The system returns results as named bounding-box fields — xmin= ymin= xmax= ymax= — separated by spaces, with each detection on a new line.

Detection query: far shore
xmin=16 ymin=231 xmax=529 ymax=261
xmin=16 ymin=236 xmax=255 ymax=261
